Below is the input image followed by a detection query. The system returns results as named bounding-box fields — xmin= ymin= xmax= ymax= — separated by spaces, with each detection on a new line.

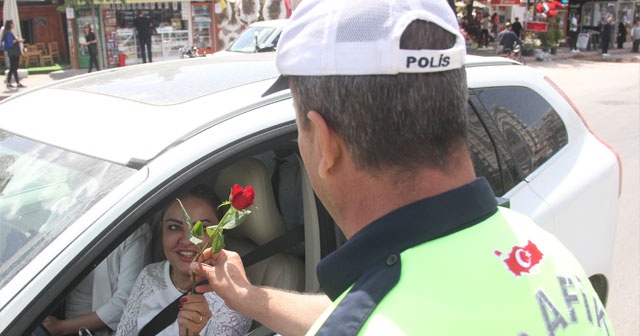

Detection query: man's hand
xmin=190 ymin=248 xmax=251 ymax=311
xmin=190 ymin=249 xmax=332 ymax=336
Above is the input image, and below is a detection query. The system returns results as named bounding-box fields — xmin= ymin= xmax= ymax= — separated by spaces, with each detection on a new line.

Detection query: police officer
xmin=191 ymin=0 xmax=615 ymax=335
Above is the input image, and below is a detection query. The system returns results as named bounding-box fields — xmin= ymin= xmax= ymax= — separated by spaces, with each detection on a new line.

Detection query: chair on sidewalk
xmin=25 ymin=44 xmax=38 ymax=53
xmin=48 ymin=42 xmax=61 ymax=63
xmin=26 ymin=53 xmax=40 ymax=68
xmin=35 ymin=43 xmax=47 ymax=55
xmin=18 ymin=56 xmax=27 ymax=68
xmin=40 ymin=55 xmax=54 ymax=67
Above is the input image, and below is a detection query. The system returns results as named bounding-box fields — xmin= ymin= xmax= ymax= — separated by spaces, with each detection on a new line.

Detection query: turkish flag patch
xmin=494 ymin=241 xmax=544 ymax=277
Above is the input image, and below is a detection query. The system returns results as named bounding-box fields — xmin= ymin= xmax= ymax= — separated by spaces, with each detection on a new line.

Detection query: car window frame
xmin=468 ymin=91 xmax=523 ymax=194
xmin=470 ymin=85 xmax=569 ymax=181
xmin=10 ymin=120 xmax=303 ymax=335
xmin=469 ymin=87 xmax=526 ymax=185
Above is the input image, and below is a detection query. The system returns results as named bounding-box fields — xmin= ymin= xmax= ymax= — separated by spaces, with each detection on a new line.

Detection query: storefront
xmin=577 ymin=0 xmax=639 ymax=27
xmin=70 ymin=0 xmax=212 ymax=68
xmin=98 ymin=1 xmax=192 ymax=67
xmin=68 ymin=0 xmax=295 ymax=69
xmin=490 ymin=0 xmax=528 ymax=25
xmin=489 ymin=0 xmax=568 ymax=32
xmin=577 ymin=0 xmax=639 ymax=47
xmin=0 ymin=3 xmax=67 ymax=65
xmin=74 ymin=7 xmax=101 ymax=68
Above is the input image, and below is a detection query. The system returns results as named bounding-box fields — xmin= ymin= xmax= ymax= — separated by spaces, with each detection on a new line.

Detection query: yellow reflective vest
xmin=308 ymin=207 xmax=613 ymax=335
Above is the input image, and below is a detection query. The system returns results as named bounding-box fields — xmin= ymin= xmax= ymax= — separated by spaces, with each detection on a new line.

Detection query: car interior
xmin=33 ymin=137 xmax=344 ymax=335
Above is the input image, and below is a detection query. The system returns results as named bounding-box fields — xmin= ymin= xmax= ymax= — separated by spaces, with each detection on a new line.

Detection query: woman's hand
xmin=42 ymin=316 xmax=63 ymax=336
xmin=178 ymin=294 xmax=212 ymax=336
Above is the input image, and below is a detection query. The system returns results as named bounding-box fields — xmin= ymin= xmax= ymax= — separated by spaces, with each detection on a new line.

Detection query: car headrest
xmin=214 ymin=158 xmax=286 ymax=245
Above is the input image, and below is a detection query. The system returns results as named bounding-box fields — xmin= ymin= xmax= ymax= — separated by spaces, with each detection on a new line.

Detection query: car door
xmin=6 ymin=99 xmax=329 ymax=335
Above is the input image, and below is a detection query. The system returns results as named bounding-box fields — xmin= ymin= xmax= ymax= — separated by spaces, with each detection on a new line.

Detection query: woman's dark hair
xmin=161 ymin=184 xmax=223 ymax=222
xmin=1 ymin=20 xmax=13 ymax=43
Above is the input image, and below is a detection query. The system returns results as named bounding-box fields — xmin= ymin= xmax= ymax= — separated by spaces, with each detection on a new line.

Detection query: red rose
xmin=230 ymin=184 xmax=255 ymax=210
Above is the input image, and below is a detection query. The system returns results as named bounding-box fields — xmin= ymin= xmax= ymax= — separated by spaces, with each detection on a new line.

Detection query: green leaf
xmin=210 ymin=230 xmax=225 ymax=254
xmin=187 ymin=231 xmax=203 ymax=246
xmin=221 ymin=209 xmax=251 ymax=230
xmin=206 ymin=225 xmax=219 ymax=237
xmin=176 ymin=198 xmax=192 ymax=231
xmin=192 ymin=220 xmax=204 ymax=237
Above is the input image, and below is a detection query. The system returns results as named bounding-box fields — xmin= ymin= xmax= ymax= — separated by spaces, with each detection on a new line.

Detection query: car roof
xmin=0 ymin=53 xmax=523 ymax=167
xmin=248 ymin=19 xmax=289 ymax=28
xmin=53 ymin=56 xmax=278 ymax=106
xmin=0 ymin=54 xmax=281 ymax=167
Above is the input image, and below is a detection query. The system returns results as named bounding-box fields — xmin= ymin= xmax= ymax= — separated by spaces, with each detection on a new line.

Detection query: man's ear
xmin=307 ymin=111 xmax=342 ymax=179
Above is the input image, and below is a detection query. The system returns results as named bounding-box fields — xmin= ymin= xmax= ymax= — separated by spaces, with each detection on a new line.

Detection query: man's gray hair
xmin=290 ymin=20 xmax=468 ymax=173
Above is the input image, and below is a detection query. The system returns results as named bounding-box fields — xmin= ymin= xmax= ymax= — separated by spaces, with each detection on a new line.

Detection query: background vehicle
xmin=179 ymin=45 xmax=207 ymax=58
xmin=506 ymin=42 xmax=525 ymax=64
xmin=212 ymin=19 xmax=288 ymax=57
xmin=0 ymin=54 xmax=620 ymax=335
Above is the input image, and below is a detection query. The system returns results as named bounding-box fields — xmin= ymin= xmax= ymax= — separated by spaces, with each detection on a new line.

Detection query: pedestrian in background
xmin=512 ymin=17 xmax=522 ymax=38
xmin=491 ymin=13 xmax=499 ymax=41
xmin=601 ymin=15 xmax=613 ymax=55
xmin=1 ymin=20 xmax=25 ymax=89
xmin=631 ymin=20 xmax=640 ymax=52
xmin=617 ymin=19 xmax=627 ymax=49
xmin=81 ymin=24 xmax=100 ymax=73
xmin=0 ymin=23 xmax=9 ymax=71
xmin=480 ymin=15 xmax=490 ymax=47
xmin=569 ymin=13 xmax=580 ymax=52
xmin=133 ymin=11 xmax=153 ymax=63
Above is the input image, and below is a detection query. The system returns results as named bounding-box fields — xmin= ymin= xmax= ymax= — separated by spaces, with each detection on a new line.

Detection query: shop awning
xmin=490 ymin=0 xmax=521 ymax=4
xmin=456 ymin=1 xmax=488 ymax=8
xmin=76 ymin=0 xmax=176 ymax=4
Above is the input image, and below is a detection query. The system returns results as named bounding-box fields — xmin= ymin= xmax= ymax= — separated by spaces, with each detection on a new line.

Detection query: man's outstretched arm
xmin=191 ymin=249 xmax=332 ymax=336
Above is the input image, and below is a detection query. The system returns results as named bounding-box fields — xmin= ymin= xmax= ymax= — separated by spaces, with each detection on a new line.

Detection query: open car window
xmin=0 ymin=130 xmax=136 ymax=288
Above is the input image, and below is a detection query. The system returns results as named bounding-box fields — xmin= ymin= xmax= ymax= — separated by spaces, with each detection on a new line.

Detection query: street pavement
xmin=1 ymin=43 xmax=639 ymax=102
xmin=467 ymin=42 xmax=640 ymax=64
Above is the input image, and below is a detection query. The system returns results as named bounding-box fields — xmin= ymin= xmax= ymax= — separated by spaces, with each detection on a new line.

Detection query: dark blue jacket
xmin=2 ymin=30 xmax=17 ymax=51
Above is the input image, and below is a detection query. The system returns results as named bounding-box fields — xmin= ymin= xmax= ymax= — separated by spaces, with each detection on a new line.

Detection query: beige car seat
xmin=214 ymin=158 xmax=305 ymax=292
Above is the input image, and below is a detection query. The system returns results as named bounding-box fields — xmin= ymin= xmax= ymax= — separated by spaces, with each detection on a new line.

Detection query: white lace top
xmin=115 ymin=261 xmax=251 ymax=336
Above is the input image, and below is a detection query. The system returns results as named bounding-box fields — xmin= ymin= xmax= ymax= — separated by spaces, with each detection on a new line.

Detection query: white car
xmin=0 ymin=54 xmax=620 ymax=335
xmin=212 ymin=19 xmax=288 ymax=57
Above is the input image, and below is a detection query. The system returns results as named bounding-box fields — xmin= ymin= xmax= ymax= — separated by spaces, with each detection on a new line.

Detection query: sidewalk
xmin=1 ymin=68 xmax=87 ymax=101
xmin=2 ymin=45 xmax=639 ymax=101
xmin=467 ymin=42 xmax=640 ymax=63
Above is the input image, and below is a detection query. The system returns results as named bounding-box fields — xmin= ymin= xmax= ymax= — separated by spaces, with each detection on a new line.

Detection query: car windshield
xmin=227 ymin=26 xmax=277 ymax=53
xmin=0 ymin=130 xmax=136 ymax=287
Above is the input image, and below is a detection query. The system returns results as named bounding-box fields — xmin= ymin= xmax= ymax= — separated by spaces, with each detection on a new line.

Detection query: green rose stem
xmin=177 ymin=199 xmax=230 ymax=290
xmin=176 ymin=197 xmax=251 ymax=336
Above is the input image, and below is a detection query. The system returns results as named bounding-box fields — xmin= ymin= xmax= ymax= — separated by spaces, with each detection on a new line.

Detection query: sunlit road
xmin=528 ymin=59 xmax=640 ymax=335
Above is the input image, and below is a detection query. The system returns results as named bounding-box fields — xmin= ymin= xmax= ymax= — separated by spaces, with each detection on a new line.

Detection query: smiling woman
xmin=115 ymin=185 xmax=252 ymax=336
xmin=162 ymin=187 xmax=221 ymax=293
